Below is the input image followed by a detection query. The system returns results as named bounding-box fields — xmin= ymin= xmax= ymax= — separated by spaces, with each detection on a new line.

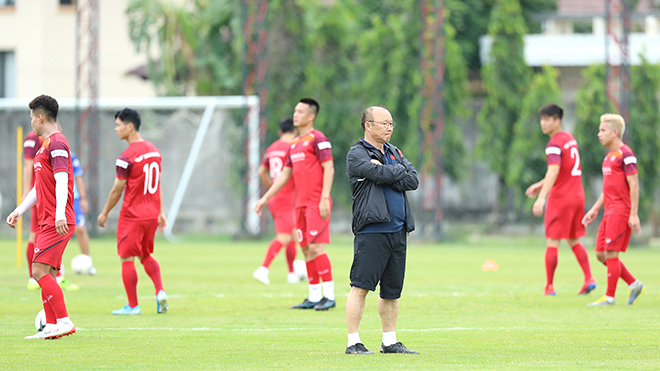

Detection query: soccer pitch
xmin=1 ymin=234 xmax=659 ymax=370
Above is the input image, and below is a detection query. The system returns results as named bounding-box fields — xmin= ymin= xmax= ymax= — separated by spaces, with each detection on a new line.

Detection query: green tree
xmin=629 ymin=54 xmax=660 ymax=228
xmin=508 ymin=65 xmax=561 ymax=210
xmin=573 ymin=64 xmax=607 ymax=202
xmin=477 ymin=0 xmax=531 ymax=212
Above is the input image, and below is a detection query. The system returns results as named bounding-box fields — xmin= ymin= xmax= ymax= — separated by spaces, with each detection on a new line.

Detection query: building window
xmin=0 ymin=0 xmax=16 ymax=6
xmin=0 ymin=51 xmax=16 ymax=98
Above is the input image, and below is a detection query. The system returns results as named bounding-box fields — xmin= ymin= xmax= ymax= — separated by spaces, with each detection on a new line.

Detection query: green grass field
xmin=1 ymin=234 xmax=659 ymax=370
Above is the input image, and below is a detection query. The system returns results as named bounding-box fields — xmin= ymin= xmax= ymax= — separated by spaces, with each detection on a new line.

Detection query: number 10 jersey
xmin=115 ymin=141 xmax=162 ymax=221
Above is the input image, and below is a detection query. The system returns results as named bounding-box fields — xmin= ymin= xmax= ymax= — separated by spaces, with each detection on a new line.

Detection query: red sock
xmin=261 ymin=240 xmax=283 ymax=268
xmin=285 ymin=241 xmax=296 ymax=273
xmin=606 ymin=257 xmax=621 ymax=297
xmin=26 ymin=242 xmax=35 ymax=278
xmin=315 ymin=253 xmax=333 ymax=282
xmin=306 ymin=259 xmax=320 ymax=285
xmin=41 ymin=290 xmax=57 ymax=324
xmin=37 ymin=275 xmax=68 ymax=319
xmin=619 ymin=260 xmax=635 ymax=285
xmin=122 ymin=261 xmax=139 ymax=307
xmin=545 ymin=247 xmax=558 ymax=286
xmin=141 ymin=256 xmax=164 ymax=294
xmin=571 ymin=243 xmax=593 ymax=281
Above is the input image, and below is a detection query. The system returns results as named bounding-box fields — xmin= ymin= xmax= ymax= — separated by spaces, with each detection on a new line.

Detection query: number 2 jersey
xmin=115 ymin=141 xmax=162 ymax=221
xmin=261 ymin=139 xmax=295 ymax=211
xmin=545 ymin=131 xmax=585 ymax=204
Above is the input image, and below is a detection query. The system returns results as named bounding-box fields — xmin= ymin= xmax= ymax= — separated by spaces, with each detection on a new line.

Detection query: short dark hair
xmin=539 ymin=103 xmax=563 ymax=120
xmin=299 ymin=98 xmax=320 ymax=116
xmin=360 ymin=105 xmax=388 ymax=130
xmin=115 ymin=108 xmax=142 ymax=131
xmin=28 ymin=95 xmax=59 ymax=121
xmin=279 ymin=117 xmax=295 ymax=134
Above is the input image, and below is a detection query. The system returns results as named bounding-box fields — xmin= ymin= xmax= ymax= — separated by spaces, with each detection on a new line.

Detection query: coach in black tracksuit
xmin=343 ymin=105 xmax=419 ymax=355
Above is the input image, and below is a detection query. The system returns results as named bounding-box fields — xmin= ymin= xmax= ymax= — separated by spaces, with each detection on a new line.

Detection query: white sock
xmin=605 ymin=296 xmax=615 ymax=303
xmin=57 ymin=316 xmax=72 ymax=324
xmin=308 ymin=283 xmax=323 ymax=302
xmin=382 ymin=331 xmax=397 ymax=346
xmin=629 ymin=280 xmax=639 ymax=290
xmin=347 ymin=332 xmax=361 ymax=347
xmin=322 ymin=281 xmax=335 ymax=300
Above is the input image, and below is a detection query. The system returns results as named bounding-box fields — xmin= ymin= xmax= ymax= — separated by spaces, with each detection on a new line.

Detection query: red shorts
xmin=269 ymin=205 xmax=295 ymax=234
xmin=295 ymin=206 xmax=331 ymax=247
xmin=544 ymin=200 xmax=585 ymax=240
xmin=30 ymin=206 xmax=38 ymax=234
xmin=32 ymin=224 xmax=75 ymax=269
xmin=117 ymin=218 xmax=158 ymax=258
xmin=595 ymin=214 xmax=632 ymax=253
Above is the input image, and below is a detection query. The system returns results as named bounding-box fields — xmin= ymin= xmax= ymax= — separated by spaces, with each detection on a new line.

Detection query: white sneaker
xmin=156 ymin=290 xmax=168 ymax=314
xmin=45 ymin=319 xmax=76 ymax=339
xmin=253 ymin=266 xmax=270 ymax=285
xmin=25 ymin=324 xmax=55 ymax=339
xmin=287 ymin=272 xmax=302 ymax=283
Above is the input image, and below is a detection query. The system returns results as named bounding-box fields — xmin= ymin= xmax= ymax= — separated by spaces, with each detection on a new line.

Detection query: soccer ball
xmin=293 ymin=259 xmax=307 ymax=280
xmin=34 ymin=309 xmax=46 ymax=331
xmin=71 ymin=254 xmax=93 ymax=275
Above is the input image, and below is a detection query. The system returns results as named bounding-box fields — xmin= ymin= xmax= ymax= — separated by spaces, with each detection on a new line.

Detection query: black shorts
xmin=350 ymin=228 xmax=407 ymax=300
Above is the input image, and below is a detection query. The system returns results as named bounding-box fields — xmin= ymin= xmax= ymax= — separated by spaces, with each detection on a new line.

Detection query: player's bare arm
xmin=7 ymin=186 xmax=37 ymax=229
xmin=532 ymin=164 xmax=559 ymax=217
xmin=525 ymin=179 xmax=544 ymax=198
xmin=97 ymin=177 xmax=128 ymax=228
xmin=75 ymin=175 xmax=89 ymax=213
xmin=627 ymin=173 xmax=641 ymax=235
xmin=582 ymin=193 xmax=605 ymax=226
xmin=22 ymin=158 xmax=34 ymax=201
xmin=319 ymin=160 xmax=335 ymax=221
xmin=258 ymin=164 xmax=273 ymax=188
xmin=158 ymin=189 xmax=168 ymax=232
xmin=254 ymin=166 xmax=292 ymax=216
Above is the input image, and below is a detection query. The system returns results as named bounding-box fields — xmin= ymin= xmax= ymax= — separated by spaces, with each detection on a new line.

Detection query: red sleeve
xmin=48 ymin=140 xmax=71 ymax=173
xmin=545 ymin=145 xmax=562 ymax=165
xmin=115 ymin=155 xmax=133 ymax=179
xmin=621 ymin=149 xmax=638 ymax=176
xmin=23 ymin=134 xmax=40 ymax=160
xmin=314 ymin=133 xmax=333 ymax=163
xmin=261 ymin=152 xmax=270 ymax=168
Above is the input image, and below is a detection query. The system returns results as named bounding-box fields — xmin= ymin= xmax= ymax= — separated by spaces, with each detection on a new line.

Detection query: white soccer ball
xmin=35 ymin=309 xmax=46 ymax=331
xmin=71 ymin=254 xmax=94 ymax=275
xmin=293 ymin=259 xmax=307 ymax=280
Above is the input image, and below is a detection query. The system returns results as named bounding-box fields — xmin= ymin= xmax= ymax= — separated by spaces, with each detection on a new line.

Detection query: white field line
xmin=77 ymin=326 xmax=521 ymax=332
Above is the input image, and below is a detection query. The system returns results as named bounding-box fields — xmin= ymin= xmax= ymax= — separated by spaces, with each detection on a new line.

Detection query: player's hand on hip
xmin=629 ymin=214 xmax=641 ymax=235
xmin=319 ymin=198 xmax=330 ymax=221
xmin=532 ymin=198 xmax=545 ymax=217
xmin=97 ymin=212 xmax=108 ymax=228
xmin=6 ymin=211 xmax=19 ymax=229
xmin=254 ymin=198 xmax=267 ymax=217
xmin=55 ymin=219 xmax=69 ymax=236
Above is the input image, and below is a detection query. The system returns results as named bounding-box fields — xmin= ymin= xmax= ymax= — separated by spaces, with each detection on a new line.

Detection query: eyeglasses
xmin=369 ymin=121 xmax=396 ymax=129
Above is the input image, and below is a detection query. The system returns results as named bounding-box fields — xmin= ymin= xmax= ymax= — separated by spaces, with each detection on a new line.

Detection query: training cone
xmin=481 ymin=259 xmax=499 ymax=271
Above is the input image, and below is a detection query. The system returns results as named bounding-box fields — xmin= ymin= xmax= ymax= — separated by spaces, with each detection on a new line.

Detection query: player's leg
xmin=138 ymin=220 xmax=167 ymax=314
xmin=590 ymin=216 xmax=629 ymax=306
xmin=304 ymin=206 xmax=335 ymax=309
xmin=544 ymin=238 xmax=560 ymax=295
xmin=113 ymin=218 xmax=141 ymax=315
xmin=292 ymin=208 xmax=322 ymax=308
xmin=285 ymin=230 xmax=299 ymax=282
xmin=26 ymin=210 xmax=39 ymax=290
xmin=569 ymin=238 xmax=596 ymax=295
xmin=345 ymin=287 xmax=372 ymax=354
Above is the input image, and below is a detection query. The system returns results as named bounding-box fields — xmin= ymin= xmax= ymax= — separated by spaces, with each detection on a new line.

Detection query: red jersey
xmin=115 ymin=141 xmax=162 ymax=221
xmin=545 ymin=131 xmax=585 ymax=203
xmin=33 ymin=132 xmax=75 ymax=226
xmin=261 ymin=139 xmax=295 ymax=211
xmin=24 ymin=130 xmax=44 ymax=188
xmin=285 ymin=129 xmax=333 ymax=207
xmin=602 ymin=144 xmax=638 ymax=217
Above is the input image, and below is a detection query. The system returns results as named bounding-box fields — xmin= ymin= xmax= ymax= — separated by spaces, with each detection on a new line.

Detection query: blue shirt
xmin=358 ymin=141 xmax=406 ymax=234
xmin=71 ymin=152 xmax=83 ymax=199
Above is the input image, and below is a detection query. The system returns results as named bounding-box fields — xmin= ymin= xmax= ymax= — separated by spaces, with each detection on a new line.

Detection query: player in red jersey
xmin=253 ymin=118 xmax=301 ymax=285
xmin=255 ymin=98 xmax=336 ymax=311
xmin=526 ymin=104 xmax=595 ymax=296
xmin=7 ymin=95 xmax=77 ymax=339
xmin=583 ymin=113 xmax=645 ymax=306
xmin=97 ymin=108 xmax=169 ymax=315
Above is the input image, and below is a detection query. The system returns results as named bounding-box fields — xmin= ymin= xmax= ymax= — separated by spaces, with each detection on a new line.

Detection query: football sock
xmin=629 ymin=279 xmax=640 ymax=290
xmin=347 ymin=332 xmax=361 ymax=347
xmin=261 ymin=240 xmax=283 ymax=268
xmin=322 ymin=281 xmax=335 ymax=301
xmin=26 ymin=242 xmax=35 ymax=278
xmin=306 ymin=259 xmax=320 ymax=285
xmin=122 ymin=261 xmax=139 ymax=308
xmin=41 ymin=290 xmax=57 ymax=324
xmin=315 ymin=253 xmax=333 ymax=282
xmin=382 ymin=331 xmax=397 ymax=346
xmin=309 ymin=283 xmax=323 ymax=302
xmin=141 ymin=255 xmax=164 ymax=294
xmin=37 ymin=275 xmax=68 ymax=319
xmin=571 ymin=243 xmax=593 ymax=281
xmin=619 ymin=260 xmax=636 ymax=286
xmin=545 ymin=247 xmax=558 ymax=286
xmin=285 ymin=241 xmax=296 ymax=273
xmin=606 ymin=257 xmax=621 ymax=298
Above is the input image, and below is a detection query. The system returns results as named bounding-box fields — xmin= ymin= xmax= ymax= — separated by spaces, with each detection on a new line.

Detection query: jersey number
xmin=269 ymin=157 xmax=283 ymax=180
xmin=142 ymin=162 xmax=160 ymax=195
xmin=570 ymin=147 xmax=582 ymax=176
